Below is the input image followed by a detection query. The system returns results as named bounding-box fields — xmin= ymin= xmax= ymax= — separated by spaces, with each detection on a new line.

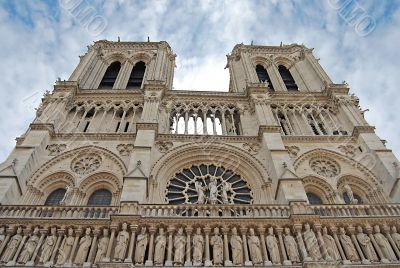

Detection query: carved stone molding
xmin=338 ymin=145 xmax=358 ymax=158
xmin=285 ymin=146 xmax=300 ymax=158
xmin=47 ymin=144 xmax=67 ymax=156
xmin=242 ymin=142 xmax=261 ymax=155
xmin=155 ymin=141 xmax=173 ymax=153
xmin=116 ymin=144 xmax=134 ymax=156
xmin=71 ymin=153 xmax=102 ymax=175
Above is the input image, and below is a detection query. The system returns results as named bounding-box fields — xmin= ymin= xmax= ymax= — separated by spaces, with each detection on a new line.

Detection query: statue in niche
xmin=266 ymin=227 xmax=280 ymax=264
xmin=247 ymin=228 xmax=262 ymax=265
xmin=391 ymin=226 xmax=400 ymax=250
xmin=173 ymin=227 xmax=186 ymax=265
xmin=1 ymin=226 xmax=23 ymax=263
xmin=284 ymin=228 xmax=300 ymax=263
xmin=18 ymin=227 xmax=40 ymax=264
xmin=135 ymin=226 xmax=148 ymax=265
xmin=230 ymin=227 xmax=243 ymax=265
xmin=195 ymin=181 xmax=206 ymax=205
xmin=154 ymin=228 xmax=167 ymax=265
xmin=303 ymin=223 xmax=322 ymax=260
xmin=373 ymin=225 xmax=397 ymax=261
xmin=0 ymin=227 xmax=5 ymax=249
xmin=192 ymin=227 xmax=204 ymax=266
xmin=356 ymin=226 xmax=378 ymax=261
xmin=210 ymin=227 xmax=223 ymax=265
xmin=209 ymin=177 xmax=218 ymax=205
xmin=221 ymin=181 xmax=232 ymax=204
xmin=39 ymin=227 xmax=57 ymax=264
xmin=56 ymin=228 xmax=74 ymax=265
xmin=339 ymin=227 xmax=359 ymax=261
xmin=322 ymin=227 xmax=341 ymax=261
xmin=114 ymin=223 xmax=129 ymax=261
xmin=343 ymin=182 xmax=358 ymax=204
xmin=95 ymin=229 xmax=109 ymax=263
xmin=59 ymin=185 xmax=73 ymax=205
xmin=74 ymin=227 xmax=92 ymax=265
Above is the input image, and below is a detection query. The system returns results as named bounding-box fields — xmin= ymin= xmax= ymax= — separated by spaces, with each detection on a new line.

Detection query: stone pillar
xmin=204 ymin=227 xmax=212 ymax=266
xmin=222 ymin=227 xmax=232 ymax=266
xmin=125 ymin=225 xmax=137 ymax=263
xmin=84 ymin=229 xmax=99 ymax=266
xmin=276 ymin=227 xmax=290 ymax=265
xmin=382 ymin=225 xmax=400 ymax=259
xmin=8 ymin=232 xmax=28 ymax=266
xmin=0 ymin=229 xmax=11 ymax=257
xmin=258 ymin=226 xmax=271 ymax=266
xmin=240 ymin=227 xmax=252 ymax=266
xmin=50 ymin=229 xmax=64 ymax=265
xmin=165 ymin=227 xmax=175 ymax=266
xmin=104 ymin=227 xmax=117 ymax=262
xmin=331 ymin=226 xmax=348 ymax=264
xmin=294 ymin=224 xmax=309 ymax=261
xmin=145 ymin=226 xmax=156 ymax=266
xmin=365 ymin=225 xmax=388 ymax=263
xmin=184 ymin=226 xmax=193 ymax=266
xmin=347 ymin=226 xmax=367 ymax=264
xmin=68 ymin=228 xmax=81 ymax=266
xmin=314 ymin=224 xmax=329 ymax=261
xmin=26 ymin=229 xmax=46 ymax=266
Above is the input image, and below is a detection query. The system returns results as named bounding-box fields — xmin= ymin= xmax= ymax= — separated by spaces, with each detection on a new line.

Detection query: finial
xmin=147 ymin=36 xmax=150 ymax=42
xmin=118 ymin=36 xmax=120 ymax=42
xmin=57 ymin=77 xmax=61 ymax=82
xmin=251 ymin=40 xmax=253 ymax=45
xmin=137 ymin=160 xmax=142 ymax=167
xmin=280 ymin=41 xmax=282 ymax=47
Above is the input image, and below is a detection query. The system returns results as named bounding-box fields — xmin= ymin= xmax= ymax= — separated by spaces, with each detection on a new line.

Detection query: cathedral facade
xmin=0 ymin=40 xmax=399 ymax=267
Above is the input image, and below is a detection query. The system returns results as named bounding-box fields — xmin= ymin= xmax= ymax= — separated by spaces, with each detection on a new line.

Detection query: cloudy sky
xmin=0 ymin=0 xmax=399 ymax=161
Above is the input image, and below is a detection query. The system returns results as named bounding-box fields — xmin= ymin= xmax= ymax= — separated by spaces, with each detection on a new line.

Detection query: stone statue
xmin=39 ymin=227 xmax=57 ymax=264
xmin=284 ymin=228 xmax=300 ymax=263
xmin=0 ymin=227 xmax=5 ymax=249
xmin=154 ymin=228 xmax=167 ymax=265
xmin=247 ymin=228 xmax=262 ymax=265
xmin=56 ymin=228 xmax=74 ymax=265
xmin=192 ymin=227 xmax=204 ymax=266
xmin=230 ymin=227 xmax=243 ymax=265
xmin=95 ymin=229 xmax=109 ymax=263
xmin=356 ymin=226 xmax=378 ymax=261
xmin=18 ymin=227 xmax=40 ymax=264
xmin=210 ymin=227 xmax=223 ymax=265
xmin=303 ymin=223 xmax=322 ymax=261
xmin=221 ymin=181 xmax=232 ymax=204
xmin=266 ymin=227 xmax=280 ymax=264
xmin=373 ymin=225 xmax=397 ymax=261
xmin=1 ymin=226 xmax=23 ymax=263
xmin=343 ymin=182 xmax=358 ymax=204
xmin=322 ymin=227 xmax=341 ymax=261
xmin=209 ymin=177 xmax=218 ymax=205
xmin=74 ymin=227 xmax=92 ymax=265
xmin=173 ymin=227 xmax=186 ymax=265
xmin=339 ymin=227 xmax=359 ymax=261
xmin=195 ymin=181 xmax=206 ymax=205
xmin=114 ymin=223 xmax=129 ymax=261
xmin=391 ymin=226 xmax=400 ymax=250
xmin=59 ymin=185 xmax=72 ymax=205
xmin=134 ymin=227 xmax=148 ymax=265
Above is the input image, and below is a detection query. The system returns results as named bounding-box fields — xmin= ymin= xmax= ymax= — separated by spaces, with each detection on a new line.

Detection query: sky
xmin=0 ymin=0 xmax=399 ymax=161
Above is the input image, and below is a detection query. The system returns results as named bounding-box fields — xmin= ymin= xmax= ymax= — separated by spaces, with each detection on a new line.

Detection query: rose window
xmin=166 ymin=164 xmax=253 ymax=205
xmin=309 ymin=157 xmax=340 ymax=178
xmin=71 ymin=153 xmax=102 ymax=175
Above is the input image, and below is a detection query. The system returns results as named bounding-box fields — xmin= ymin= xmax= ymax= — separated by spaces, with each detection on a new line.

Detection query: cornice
xmin=351 ymin=126 xmax=375 ymax=138
xmin=282 ymin=135 xmax=355 ymax=143
xmin=54 ymin=133 xmax=136 ymax=141
xmin=136 ymin=123 xmax=158 ymax=132
xmin=156 ymin=134 xmax=259 ymax=143
xmin=29 ymin=123 xmax=55 ymax=135
xmin=93 ymin=40 xmax=169 ymax=50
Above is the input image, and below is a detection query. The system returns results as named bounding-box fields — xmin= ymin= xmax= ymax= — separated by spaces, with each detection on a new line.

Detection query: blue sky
xmin=0 ymin=0 xmax=399 ymax=161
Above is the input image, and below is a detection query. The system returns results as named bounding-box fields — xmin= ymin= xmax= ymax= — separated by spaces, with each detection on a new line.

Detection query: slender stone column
xmin=165 ymin=227 xmax=175 ymax=266
xmin=104 ymin=227 xmax=117 ymax=262
xmin=145 ymin=226 xmax=156 ymax=266
xmin=9 ymin=232 xmax=28 ymax=266
xmin=276 ymin=227 xmax=290 ymax=265
xmin=68 ymin=228 xmax=81 ymax=265
xmin=314 ymin=224 xmax=329 ymax=261
xmin=257 ymin=226 xmax=271 ymax=266
xmin=84 ymin=229 xmax=99 ymax=266
xmin=383 ymin=225 xmax=400 ymax=259
xmin=294 ymin=224 xmax=309 ymax=261
xmin=0 ymin=229 xmax=11 ymax=257
xmin=331 ymin=226 xmax=348 ymax=264
xmin=184 ymin=226 xmax=193 ymax=266
xmin=222 ymin=226 xmax=232 ymax=266
xmin=125 ymin=225 xmax=138 ymax=263
xmin=347 ymin=226 xmax=367 ymax=264
xmin=240 ymin=227 xmax=252 ymax=266
xmin=26 ymin=229 xmax=46 ymax=266
xmin=204 ymin=227 xmax=212 ymax=266
xmin=50 ymin=229 xmax=64 ymax=265
xmin=366 ymin=225 xmax=388 ymax=263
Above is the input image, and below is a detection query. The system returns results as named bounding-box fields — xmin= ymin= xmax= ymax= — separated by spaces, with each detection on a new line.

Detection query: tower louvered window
xmin=127 ymin=61 xmax=146 ymax=88
xmin=255 ymin=64 xmax=274 ymax=91
xmin=278 ymin=65 xmax=298 ymax=91
xmin=98 ymin=61 xmax=121 ymax=89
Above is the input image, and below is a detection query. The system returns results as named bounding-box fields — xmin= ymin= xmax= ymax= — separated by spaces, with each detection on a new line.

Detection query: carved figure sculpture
xmin=230 ymin=227 xmax=243 ymax=265
xmin=209 ymin=177 xmax=218 ymax=205
xmin=284 ymin=228 xmax=300 ymax=263
xmin=221 ymin=181 xmax=232 ymax=204
xmin=59 ymin=186 xmax=72 ymax=205
xmin=1 ymin=226 xmax=23 ymax=263
xmin=322 ymin=227 xmax=341 ymax=261
xmin=95 ymin=229 xmax=109 ymax=263
xmin=18 ymin=227 xmax=40 ymax=264
xmin=173 ymin=227 xmax=186 ymax=265
xmin=135 ymin=227 xmax=148 ymax=265
xmin=0 ymin=227 xmax=5 ymax=250
xmin=373 ymin=225 xmax=396 ymax=261
xmin=247 ymin=228 xmax=262 ymax=265
xmin=339 ymin=227 xmax=359 ymax=261
xmin=344 ymin=182 xmax=358 ymax=204
xmin=210 ymin=227 xmax=223 ymax=265
xmin=74 ymin=227 xmax=92 ymax=265
xmin=192 ymin=227 xmax=204 ymax=266
xmin=391 ymin=226 xmax=400 ymax=250
xmin=154 ymin=228 xmax=167 ymax=265
xmin=195 ymin=181 xmax=206 ymax=205
xmin=39 ymin=227 xmax=57 ymax=264
xmin=303 ymin=223 xmax=322 ymax=260
xmin=56 ymin=228 xmax=74 ymax=265
xmin=266 ymin=227 xmax=280 ymax=264
xmin=114 ymin=223 xmax=129 ymax=261
xmin=356 ymin=226 xmax=378 ymax=261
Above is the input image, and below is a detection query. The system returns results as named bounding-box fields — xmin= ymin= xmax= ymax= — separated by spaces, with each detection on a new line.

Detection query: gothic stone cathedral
xmin=0 ymin=40 xmax=399 ymax=268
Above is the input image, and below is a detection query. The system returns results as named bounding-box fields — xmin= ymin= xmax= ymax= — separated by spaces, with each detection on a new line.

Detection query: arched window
xmin=343 ymin=192 xmax=363 ymax=204
xmin=45 ymin=188 xmax=66 ymax=205
xmin=127 ymin=61 xmax=146 ymax=88
xmin=278 ymin=65 xmax=298 ymax=91
xmin=306 ymin=192 xmax=323 ymax=204
xmin=98 ymin=61 xmax=121 ymax=89
xmin=87 ymin=189 xmax=112 ymax=206
xmin=255 ymin=64 xmax=274 ymax=91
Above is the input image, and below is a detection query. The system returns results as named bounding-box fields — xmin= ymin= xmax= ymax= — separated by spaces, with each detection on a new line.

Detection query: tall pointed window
xmin=127 ymin=61 xmax=146 ymax=88
xmin=255 ymin=64 xmax=274 ymax=91
xmin=98 ymin=61 xmax=121 ymax=89
xmin=278 ymin=65 xmax=298 ymax=91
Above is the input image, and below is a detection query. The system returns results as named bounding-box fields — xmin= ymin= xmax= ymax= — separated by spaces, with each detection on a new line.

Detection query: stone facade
xmin=0 ymin=40 xmax=399 ymax=267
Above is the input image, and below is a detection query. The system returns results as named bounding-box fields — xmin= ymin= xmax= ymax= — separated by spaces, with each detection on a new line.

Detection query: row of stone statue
xmin=0 ymin=223 xmax=400 ymax=266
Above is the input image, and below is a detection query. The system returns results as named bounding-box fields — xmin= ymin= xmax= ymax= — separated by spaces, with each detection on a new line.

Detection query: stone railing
xmin=312 ymin=203 xmax=400 ymax=218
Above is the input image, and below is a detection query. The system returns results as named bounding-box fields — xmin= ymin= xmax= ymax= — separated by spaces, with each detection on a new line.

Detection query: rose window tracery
xmin=166 ymin=164 xmax=253 ymax=205
xmin=71 ymin=153 xmax=102 ymax=175
xmin=309 ymin=157 xmax=340 ymax=178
